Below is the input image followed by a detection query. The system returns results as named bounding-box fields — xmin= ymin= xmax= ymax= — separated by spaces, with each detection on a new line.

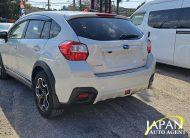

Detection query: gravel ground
xmin=0 ymin=63 xmax=189 ymax=138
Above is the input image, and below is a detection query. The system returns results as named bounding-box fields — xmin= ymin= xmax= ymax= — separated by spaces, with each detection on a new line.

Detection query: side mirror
xmin=0 ymin=31 xmax=8 ymax=42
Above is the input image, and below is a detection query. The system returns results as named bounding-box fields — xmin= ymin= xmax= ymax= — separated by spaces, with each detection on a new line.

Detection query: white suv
xmin=0 ymin=11 xmax=156 ymax=118
xmin=131 ymin=0 xmax=190 ymax=69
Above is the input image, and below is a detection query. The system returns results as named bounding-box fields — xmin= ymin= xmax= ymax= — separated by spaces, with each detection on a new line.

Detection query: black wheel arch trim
xmin=0 ymin=53 xmax=3 ymax=65
xmin=68 ymin=87 xmax=98 ymax=105
xmin=0 ymin=53 xmax=6 ymax=70
xmin=32 ymin=61 xmax=55 ymax=85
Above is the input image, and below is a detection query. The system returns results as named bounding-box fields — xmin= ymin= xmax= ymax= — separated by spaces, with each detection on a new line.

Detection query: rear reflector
xmin=125 ymin=89 xmax=131 ymax=96
xmin=77 ymin=93 xmax=90 ymax=100
xmin=147 ymin=39 xmax=152 ymax=53
xmin=59 ymin=41 xmax=89 ymax=61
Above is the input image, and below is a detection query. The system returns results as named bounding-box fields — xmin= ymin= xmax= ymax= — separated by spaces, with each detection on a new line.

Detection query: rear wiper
xmin=119 ymin=34 xmax=139 ymax=40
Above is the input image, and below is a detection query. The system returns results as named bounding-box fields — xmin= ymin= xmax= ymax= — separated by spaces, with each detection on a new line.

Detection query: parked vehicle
xmin=131 ymin=0 xmax=190 ymax=69
xmin=0 ymin=23 xmax=13 ymax=32
xmin=0 ymin=11 xmax=155 ymax=118
xmin=0 ymin=23 xmax=13 ymax=43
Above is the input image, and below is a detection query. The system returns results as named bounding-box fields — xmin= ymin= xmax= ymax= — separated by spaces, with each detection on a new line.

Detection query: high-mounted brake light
xmin=147 ymin=39 xmax=152 ymax=53
xmin=96 ymin=13 xmax=116 ymax=17
xmin=59 ymin=41 xmax=89 ymax=61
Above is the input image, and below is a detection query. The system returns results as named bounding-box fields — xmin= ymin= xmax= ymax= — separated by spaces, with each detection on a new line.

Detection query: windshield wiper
xmin=119 ymin=34 xmax=139 ymax=40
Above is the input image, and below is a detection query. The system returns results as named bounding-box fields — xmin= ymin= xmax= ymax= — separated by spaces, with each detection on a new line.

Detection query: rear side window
xmin=131 ymin=13 xmax=145 ymax=26
xmin=25 ymin=20 xmax=45 ymax=39
xmin=68 ymin=17 xmax=143 ymax=41
xmin=148 ymin=9 xmax=180 ymax=29
xmin=179 ymin=8 xmax=190 ymax=28
xmin=50 ymin=20 xmax=61 ymax=38
xmin=41 ymin=21 xmax=51 ymax=39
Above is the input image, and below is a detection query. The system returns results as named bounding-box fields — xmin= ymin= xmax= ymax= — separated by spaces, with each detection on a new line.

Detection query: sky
xmin=27 ymin=0 xmax=153 ymax=10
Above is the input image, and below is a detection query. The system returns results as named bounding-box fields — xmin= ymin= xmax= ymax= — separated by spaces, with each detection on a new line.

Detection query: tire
xmin=33 ymin=71 xmax=64 ymax=118
xmin=0 ymin=55 xmax=8 ymax=79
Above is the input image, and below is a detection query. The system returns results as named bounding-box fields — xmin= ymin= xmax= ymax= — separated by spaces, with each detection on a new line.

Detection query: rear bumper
xmin=54 ymin=53 xmax=156 ymax=104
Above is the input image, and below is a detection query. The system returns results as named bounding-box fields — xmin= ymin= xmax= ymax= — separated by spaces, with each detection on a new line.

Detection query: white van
xmin=131 ymin=0 xmax=190 ymax=69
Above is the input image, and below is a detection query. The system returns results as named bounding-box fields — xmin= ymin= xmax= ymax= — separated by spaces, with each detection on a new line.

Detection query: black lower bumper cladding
xmin=68 ymin=87 xmax=98 ymax=105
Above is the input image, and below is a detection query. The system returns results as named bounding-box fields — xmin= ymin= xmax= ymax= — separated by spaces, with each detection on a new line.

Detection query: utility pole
xmin=48 ymin=0 xmax=50 ymax=10
xmin=79 ymin=0 xmax=82 ymax=11
xmin=104 ymin=0 xmax=108 ymax=12
xmin=112 ymin=1 xmax=115 ymax=12
xmin=108 ymin=0 xmax=111 ymax=13
xmin=100 ymin=0 xmax=103 ymax=12
xmin=116 ymin=0 xmax=121 ymax=14
xmin=91 ymin=0 xmax=95 ymax=10
xmin=73 ymin=0 xmax=75 ymax=10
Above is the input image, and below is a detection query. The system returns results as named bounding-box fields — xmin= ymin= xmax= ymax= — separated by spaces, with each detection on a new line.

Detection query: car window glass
xmin=148 ymin=9 xmax=180 ymax=29
xmin=179 ymin=8 xmax=190 ymax=28
xmin=68 ymin=17 xmax=143 ymax=41
xmin=9 ymin=21 xmax=27 ymax=39
xmin=25 ymin=20 xmax=44 ymax=39
xmin=131 ymin=13 xmax=145 ymax=26
xmin=41 ymin=21 xmax=51 ymax=39
xmin=50 ymin=21 xmax=61 ymax=38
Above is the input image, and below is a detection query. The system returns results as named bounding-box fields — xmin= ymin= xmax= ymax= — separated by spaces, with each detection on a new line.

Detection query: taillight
xmin=147 ymin=39 xmax=152 ymax=53
xmin=59 ymin=41 xmax=89 ymax=61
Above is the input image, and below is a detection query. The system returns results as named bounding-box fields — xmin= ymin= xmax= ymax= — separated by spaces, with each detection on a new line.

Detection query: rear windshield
xmin=68 ymin=17 xmax=143 ymax=41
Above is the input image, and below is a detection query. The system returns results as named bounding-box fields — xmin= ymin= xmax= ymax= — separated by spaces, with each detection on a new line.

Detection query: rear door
xmin=17 ymin=19 xmax=61 ymax=79
xmin=68 ymin=17 xmax=147 ymax=73
xmin=174 ymin=4 xmax=190 ymax=69
xmin=146 ymin=1 xmax=182 ymax=64
xmin=17 ymin=20 xmax=49 ymax=79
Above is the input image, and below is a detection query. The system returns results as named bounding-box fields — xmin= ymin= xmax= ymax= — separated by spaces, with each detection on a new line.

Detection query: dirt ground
xmin=0 ymin=63 xmax=189 ymax=138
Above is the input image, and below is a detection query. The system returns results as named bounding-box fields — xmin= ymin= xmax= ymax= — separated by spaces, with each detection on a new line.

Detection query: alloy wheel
xmin=35 ymin=78 xmax=50 ymax=112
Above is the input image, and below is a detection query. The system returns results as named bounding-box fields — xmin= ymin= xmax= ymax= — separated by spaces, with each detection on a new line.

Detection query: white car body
xmin=0 ymin=23 xmax=13 ymax=43
xmin=0 ymin=23 xmax=13 ymax=32
xmin=131 ymin=0 xmax=190 ymax=69
xmin=0 ymin=11 xmax=155 ymax=117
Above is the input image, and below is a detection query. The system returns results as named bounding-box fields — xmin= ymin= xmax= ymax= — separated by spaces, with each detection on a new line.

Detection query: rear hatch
xmin=68 ymin=16 xmax=147 ymax=74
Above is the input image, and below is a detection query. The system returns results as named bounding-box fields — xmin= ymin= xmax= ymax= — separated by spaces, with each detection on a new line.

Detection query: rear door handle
xmin=33 ymin=46 xmax=40 ymax=52
xmin=148 ymin=32 xmax=151 ymax=37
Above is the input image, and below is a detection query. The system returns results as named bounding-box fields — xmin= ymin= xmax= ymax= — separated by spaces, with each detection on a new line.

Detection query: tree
xmin=0 ymin=0 xmax=19 ymax=20
xmin=65 ymin=0 xmax=90 ymax=11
